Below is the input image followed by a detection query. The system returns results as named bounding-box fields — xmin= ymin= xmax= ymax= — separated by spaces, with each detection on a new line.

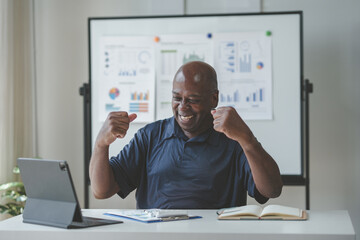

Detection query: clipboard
xmin=104 ymin=210 xmax=202 ymax=223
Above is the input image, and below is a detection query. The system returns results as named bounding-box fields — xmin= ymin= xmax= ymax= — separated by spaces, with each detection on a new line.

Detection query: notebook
xmin=17 ymin=158 xmax=122 ymax=229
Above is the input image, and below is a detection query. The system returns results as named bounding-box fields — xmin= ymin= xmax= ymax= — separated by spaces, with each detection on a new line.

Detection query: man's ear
xmin=211 ymin=90 xmax=219 ymax=108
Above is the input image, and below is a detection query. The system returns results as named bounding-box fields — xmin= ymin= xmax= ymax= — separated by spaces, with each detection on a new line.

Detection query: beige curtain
xmin=0 ymin=0 xmax=14 ymax=184
xmin=0 ymin=0 xmax=35 ymax=184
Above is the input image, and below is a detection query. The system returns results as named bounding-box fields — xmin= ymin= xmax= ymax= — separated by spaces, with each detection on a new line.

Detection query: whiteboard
xmin=89 ymin=12 xmax=304 ymax=182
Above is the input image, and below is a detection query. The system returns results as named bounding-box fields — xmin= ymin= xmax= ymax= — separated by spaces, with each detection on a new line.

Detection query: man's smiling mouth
xmin=179 ymin=114 xmax=194 ymax=121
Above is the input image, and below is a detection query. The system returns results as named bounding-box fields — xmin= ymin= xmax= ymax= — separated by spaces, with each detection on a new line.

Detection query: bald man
xmin=90 ymin=61 xmax=282 ymax=209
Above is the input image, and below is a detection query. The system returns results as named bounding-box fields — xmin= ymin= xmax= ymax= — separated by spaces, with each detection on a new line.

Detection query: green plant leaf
xmin=16 ymin=195 xmax=27 ymax=202
xmin=0 ymin=182 xmax=24 ymax=191
xmin=0 ymin=205 xmax=8 ymax=212
xmin=0 ymin=169 xmax=26 ymax=217
xmin=12 ymin=166 xmax=20 ymax=174
xmin=1 ymin=202 xmax=25 ymax=216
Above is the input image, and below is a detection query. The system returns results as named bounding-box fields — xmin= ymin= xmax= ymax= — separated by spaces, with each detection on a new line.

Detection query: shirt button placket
xmin=180 ymin=142 xmax=187 ymax=163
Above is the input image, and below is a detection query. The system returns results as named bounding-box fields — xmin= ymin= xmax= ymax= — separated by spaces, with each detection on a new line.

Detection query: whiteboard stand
xmin=79 ymin=83 xmax=91 ymax=209
xmin=304 ymin=79 xmax=313 ymax=210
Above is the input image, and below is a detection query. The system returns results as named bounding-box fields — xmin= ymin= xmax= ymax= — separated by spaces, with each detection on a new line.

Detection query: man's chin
xmin=177 ymin=121 xmax=196 ymax=131
xmin=175 ymin=118 xmax=195 ymax=131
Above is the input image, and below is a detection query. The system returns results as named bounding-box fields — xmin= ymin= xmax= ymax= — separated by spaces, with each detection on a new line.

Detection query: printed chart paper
xmin=96 ymin=31 xmax=272 ymax=122
xmin=155 ymin=34 xmax=214 ymax=120
xmin=213 ymin=32 xmax=273 ymax=120
xmin=98 ymin=36 xmax=155 ymax=123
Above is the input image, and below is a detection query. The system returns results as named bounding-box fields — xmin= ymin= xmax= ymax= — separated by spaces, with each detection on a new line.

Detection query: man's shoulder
xmin=139 ymin=117 xmax=174 ymax=138
xmin=142 ymin=117 xmax=172 ymax=130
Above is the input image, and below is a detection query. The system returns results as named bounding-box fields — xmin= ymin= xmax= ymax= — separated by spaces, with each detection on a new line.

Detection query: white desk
xmin=0 ymin=209 xmax=355 ymax=240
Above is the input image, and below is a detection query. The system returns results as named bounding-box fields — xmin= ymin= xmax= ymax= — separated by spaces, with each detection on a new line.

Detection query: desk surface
xmin=0 ymin=209 xmax=355 ymax=240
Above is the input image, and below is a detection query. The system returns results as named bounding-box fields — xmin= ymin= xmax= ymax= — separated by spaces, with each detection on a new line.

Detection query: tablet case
xmin=17 ymin=158 xmax=121 ymax=228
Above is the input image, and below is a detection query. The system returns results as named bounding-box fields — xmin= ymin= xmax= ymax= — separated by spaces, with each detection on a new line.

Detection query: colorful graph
xmin=256 ymin=62 xmax=264 ymax=70
xmin=109 ymin=87 xmax=120 ymax=100
xmin=131 ymin=90 xmax=149 ymax=101
xmin=129 ymin=102 xmax=148 ymax=112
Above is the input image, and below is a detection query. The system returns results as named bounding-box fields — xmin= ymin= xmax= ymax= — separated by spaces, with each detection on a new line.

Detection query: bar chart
xmin=220 ymin=90 xmax=240 ymax=103
xmin=160 ymin=49 xmax=178 ymax=76
xmin=118 ymin=69 xmax=137 ymax=77
xmin=105 ymin=103 xmax=120 ymax=112
xmin=129 ymin=102 xmax=149 ymax=112
xmin=246 ymin=88 xmax=264 ymax=102
xmin=239 ymin=54 xmax=252 ymax=72
xmin=219 ymin=41 xmax=236 ymax=73
xmin=219 ymin=86 xmax=265 ymax=104
xmin=130 ymin=90 xmax=149 ymax=101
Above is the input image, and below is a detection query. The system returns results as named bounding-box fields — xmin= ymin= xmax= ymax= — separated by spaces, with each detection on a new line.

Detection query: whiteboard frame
xmin=85 ymin=12 xmax=306 ymax=190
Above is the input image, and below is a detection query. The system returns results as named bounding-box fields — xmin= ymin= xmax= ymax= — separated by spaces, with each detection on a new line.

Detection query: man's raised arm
xmin=89 ymin=111 xmax=137 ymax=199
xmin=211 ymin=107 xmax=283 ymax=198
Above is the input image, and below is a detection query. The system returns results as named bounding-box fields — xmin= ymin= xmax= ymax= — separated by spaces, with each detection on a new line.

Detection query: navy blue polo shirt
xmin=109 ymin=117 xmax=268 ymax=209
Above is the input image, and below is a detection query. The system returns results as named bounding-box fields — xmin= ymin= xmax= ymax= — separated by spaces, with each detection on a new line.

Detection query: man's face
xmin=172 ymin=71 xmax=218 ymax=138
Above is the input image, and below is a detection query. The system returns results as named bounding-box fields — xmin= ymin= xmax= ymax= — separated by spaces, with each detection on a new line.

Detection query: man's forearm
xmin=241 ymin=136 xmax=283 ymax=198
xmin=89 ymin=144 xmax=120 ymax=199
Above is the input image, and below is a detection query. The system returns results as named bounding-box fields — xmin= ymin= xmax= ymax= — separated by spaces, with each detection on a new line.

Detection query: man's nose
xmin=179 ymin=99 xmax=189 ymax=110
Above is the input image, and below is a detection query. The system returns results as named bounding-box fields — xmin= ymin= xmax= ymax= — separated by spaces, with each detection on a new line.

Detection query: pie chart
xmin=109 ymin=87 xmax=120 ymax=100
xmin=256 ymin=62 xmax=264 ymax=70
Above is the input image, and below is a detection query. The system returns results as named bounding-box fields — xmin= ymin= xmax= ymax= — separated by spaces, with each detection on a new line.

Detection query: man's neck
xmin=182 ymin=123 xmax=213 ymax=139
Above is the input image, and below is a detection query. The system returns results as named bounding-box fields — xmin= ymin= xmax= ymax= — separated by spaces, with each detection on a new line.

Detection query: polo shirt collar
xmin=162 ymin=117 xmax=182 ymax=140
xmin=164 ymin=117 xmax=220 ymax=146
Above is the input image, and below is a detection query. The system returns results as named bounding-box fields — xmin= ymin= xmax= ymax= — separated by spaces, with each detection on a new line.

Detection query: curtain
xmin=0 ymin=0 xmax=15 ymax=184
xmin=0 ymin=0 xmax=35 ymax=184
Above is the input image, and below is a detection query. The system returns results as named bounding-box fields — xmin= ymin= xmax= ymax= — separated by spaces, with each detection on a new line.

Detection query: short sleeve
xmin=109 ymin=129 xmax=148 ymax=198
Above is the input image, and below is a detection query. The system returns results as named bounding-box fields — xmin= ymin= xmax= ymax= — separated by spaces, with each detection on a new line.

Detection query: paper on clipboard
xmin=104 ymin=209 xmax=201 ymax=223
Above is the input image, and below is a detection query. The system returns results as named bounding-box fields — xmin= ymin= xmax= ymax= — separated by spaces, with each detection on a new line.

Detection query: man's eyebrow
xmin=188 ymin=94 xmax=202 ymax=98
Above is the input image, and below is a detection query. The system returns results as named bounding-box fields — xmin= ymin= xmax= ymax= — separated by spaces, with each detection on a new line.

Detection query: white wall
xmin=34 ymin=0 xmax=360 ymax=238
xmin=262 ymin=0 xmax=360 ymax=236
